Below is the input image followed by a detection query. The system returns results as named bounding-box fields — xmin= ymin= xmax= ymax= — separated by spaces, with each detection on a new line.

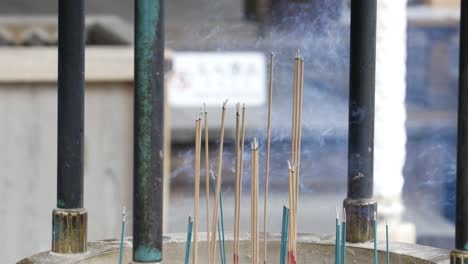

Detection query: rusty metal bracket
xmin=343 ymin=198 xmax=377 ymax=243
xmin=451 ymin=249 xmax=468 ymax=264
xmin=51 ymin=208 xmax=87 ymax=254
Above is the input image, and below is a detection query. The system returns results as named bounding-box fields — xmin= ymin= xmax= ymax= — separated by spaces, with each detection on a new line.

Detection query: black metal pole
xmin=52 ymin=0 xmax=87 ymax=254
xmin=133 ymin=0 xmax=165 ymax=262
xmin=57 ymin=0 xmax=85 ymax=210
xmin=452 ymin=1 xmax=468 ymax=262
xmin=343 ymin=0 xmax=377 ymax=243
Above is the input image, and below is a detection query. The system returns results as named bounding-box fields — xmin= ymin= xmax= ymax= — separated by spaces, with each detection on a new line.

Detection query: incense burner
xmin=18 ymin=233 xmax=450 ymax=264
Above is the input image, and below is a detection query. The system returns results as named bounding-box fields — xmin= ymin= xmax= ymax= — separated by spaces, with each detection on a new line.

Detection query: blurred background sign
xmin=169 ymin=52 xmax=266 ymax=107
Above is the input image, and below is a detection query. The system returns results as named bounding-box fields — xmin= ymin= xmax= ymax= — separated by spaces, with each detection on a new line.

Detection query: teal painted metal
xmin=133 ymin=0 xmax=165 ymax=262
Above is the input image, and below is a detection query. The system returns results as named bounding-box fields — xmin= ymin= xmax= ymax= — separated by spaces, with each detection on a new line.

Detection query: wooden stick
xmin=251 ymin=138 xmax=259 ymax=264
xmin=204 ymin=104 xmax=211 ymax=260
xmin=263 ymin=51 xmax=274 ymax=264
xmin=251 ymin=140 xmax=255 ymax=264
xmin=296 ymin=58 xmax=304 ymax=179
xmin=209 ymin=100 xmax=228 ymax=264
xmin=255 ymin=138 xmax=259 ymax=264
xmin=193 ymin=115 xmax=202 ymax=264
xmin=234 ymin=103 xmax=241 ymax=264
xmin=287 ymin=161 xmax=293 ymax=261
xmin=236 ymin=103 xmax=247 ymax=260
xmin=291 ymin=53 xmax=299 ymax=166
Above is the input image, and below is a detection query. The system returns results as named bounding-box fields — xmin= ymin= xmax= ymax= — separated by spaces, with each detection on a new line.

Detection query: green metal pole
xmin=133 ymin=0 xmax=164 ymax=262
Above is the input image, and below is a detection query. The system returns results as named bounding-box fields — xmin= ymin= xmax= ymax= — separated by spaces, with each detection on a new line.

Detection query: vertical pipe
xmin=57 ymin=0 xmax=85 ymax=210
xmin=347 ymin=0 xmax=376 ymax=200
xmin=52 ymin=0 xmax=88 ymax=254
xmin=133 ymin=0 xmax=165 ymax=262
xmin=455 ymin=0 xmax=468 ymax=254
xmin=343 ymin=0 xmax=377 ymax=243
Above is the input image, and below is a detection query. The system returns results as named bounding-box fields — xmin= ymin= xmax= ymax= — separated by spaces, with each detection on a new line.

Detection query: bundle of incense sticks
xmin=288 ymin=50 xmax=305 ymax=264
xmin=234 ymin=103 xmax=247 ymax=264
xmin=209 ymin=100 xmax=228 ymax=264
xmin=334 ymin=207 xmax=346 ymax=264
xmin=251 ymin=138 xmax=260 ymax=264
xmin=186 ymin=51 xmax=305 ymax=264
xmin=192 ymin=113 xmax=202 ymax=264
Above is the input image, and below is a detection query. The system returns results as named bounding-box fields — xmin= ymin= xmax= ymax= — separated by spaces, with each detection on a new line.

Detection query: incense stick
xmin=251 ymin=138 xmax=259 ymax=264
xmin=335 ymin=207 xmax=340 ymax=264
xmin=118 ymin=207 xmax=126 ymax=264
xmin=280 ymin=204 xmax=289 ymax=264
xmin=263 ymin=51 xmax=274 ymax=264
xmin=342 ymin=208 xmax=347 ymax=264
xmin=292 ymin=165 xmax=298 ymax=262
xmin=193 ymin=115 xmax=202 ymax=264
xmin=209 ymin=100 xmax=228 ymax=264
xmin=185 ymin=216 xmax=193 ymax=264
xmin=234 ymin=103 xmax=241 ymax=264
xmin=386 ymin=220 xmax=389 ymax=264
xmin=204 ymin=103 xmax=211 ymax=260
xmin=296 ymin=58 xmax=304 ymax=181
xmin=219 ymin=177 xmax=227 ymax=264
xmin=210 ymin=171 xmax=226 ymax=264
xmin=374 ymin=211 xmax=378 ymax=264
xmin=287 ymin=161 xmax=295 ymax=264
xmin=235 ymin=103 xmax=247 ymax=263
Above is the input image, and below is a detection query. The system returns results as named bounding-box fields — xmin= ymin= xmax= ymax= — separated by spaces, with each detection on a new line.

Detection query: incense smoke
xmin=169 ymin=0 xmax=460 ymax=225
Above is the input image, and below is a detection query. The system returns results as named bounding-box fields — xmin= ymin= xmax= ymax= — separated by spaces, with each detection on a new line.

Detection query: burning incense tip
xmin=374 ymin=211 xmax=377 ymax=221
xmin=236 ymin=102 xmax=240 ymax=113
xmin=222 ymin=99 xmax=228 ymax=108
xmin=336 ymin=207 xmax=339 ymax=220
xmin=242 ymin=103 xmax=246 ymax=109
xmin=343 ymin=208 xmax=346 ymax=223
xmin=204 ymin=103 xmax=207 ymax=113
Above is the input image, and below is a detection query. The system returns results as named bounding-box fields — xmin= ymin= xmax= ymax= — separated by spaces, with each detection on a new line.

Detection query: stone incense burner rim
xmin=19 ymin=232 xmax=450 ymax=264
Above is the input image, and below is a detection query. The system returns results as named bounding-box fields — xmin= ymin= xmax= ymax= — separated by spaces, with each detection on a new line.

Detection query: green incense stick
xmin=185 ymin=216 xmax=193 ymax=264
xmin=335 ymin=207 xmax=340 ymax=264
xmin=118 ymin=207 xmax=126 ymax=264
xmin=280 ymin=205 xmax=289 ymax=264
